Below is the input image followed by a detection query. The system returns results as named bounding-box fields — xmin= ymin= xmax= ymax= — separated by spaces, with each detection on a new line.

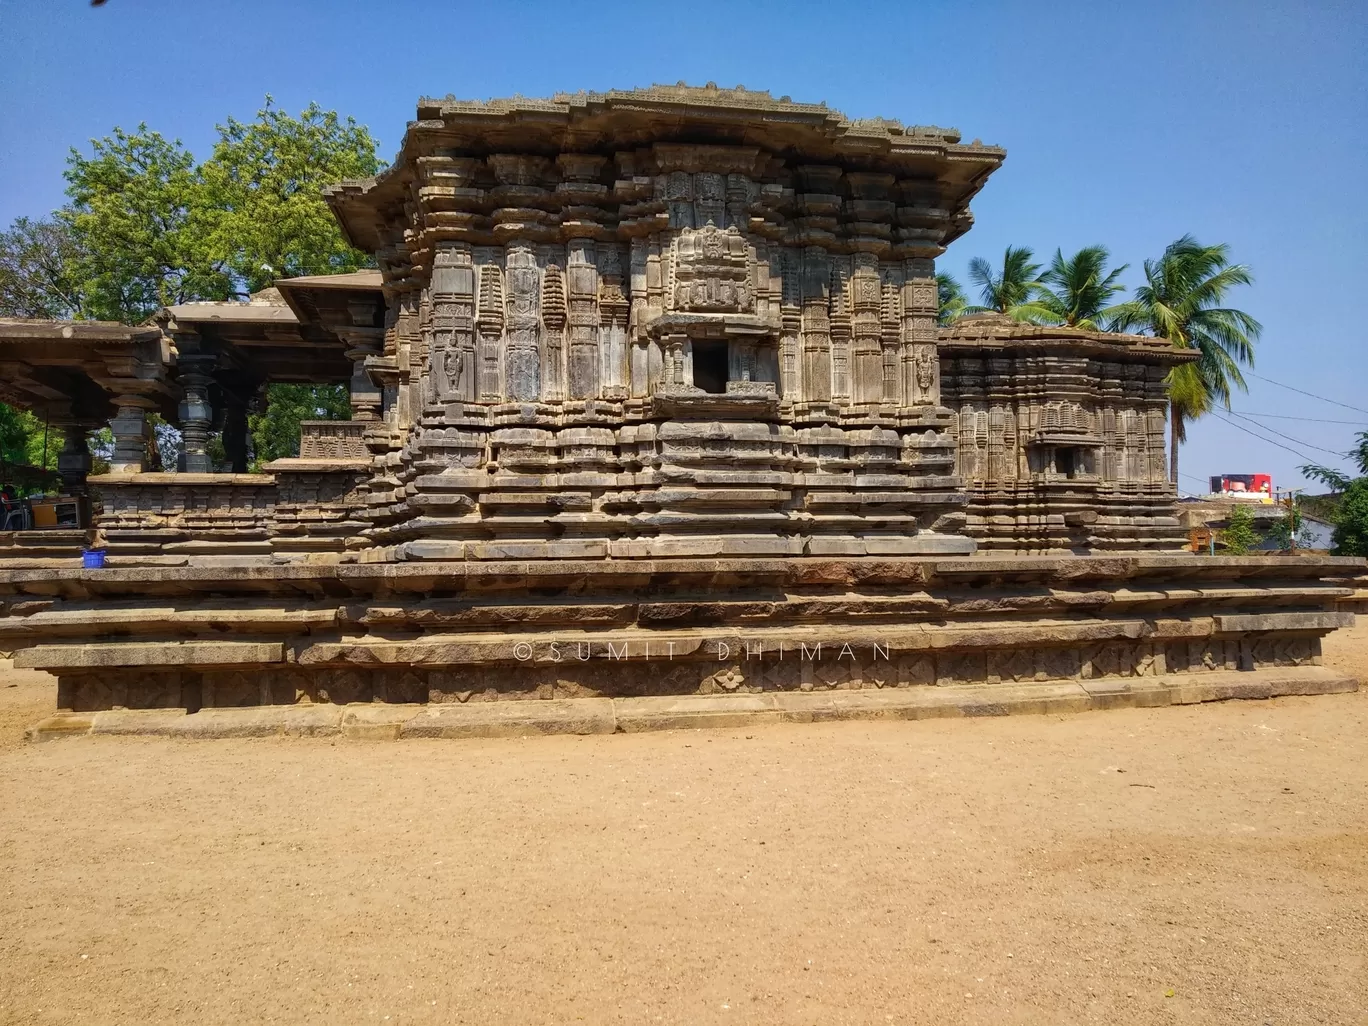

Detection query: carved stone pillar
xmin=176 ymin=353 xmax=216 ymax=473
xmin=108 ymin=395 xmax=155 ymax=473
xmin=56 ymin=423 xmax=93 ymax=497
xmin=342 ymin=297 xmax=384 ymax=421
xmin=221 ymin=396 xmax=249 ymax=473
xmin=659 ymin=333 xmax=694 ymax=392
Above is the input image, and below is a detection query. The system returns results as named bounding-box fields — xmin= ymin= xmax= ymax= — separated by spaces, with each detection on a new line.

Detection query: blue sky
xmin=2 ymin=0 xmax=1364 ymax=492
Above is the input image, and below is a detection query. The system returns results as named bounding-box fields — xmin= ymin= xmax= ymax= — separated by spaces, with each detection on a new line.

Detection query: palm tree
xmin=1029 ymin=245 xmax=1128 ymax=329
xmin=966 ymin=246 xmax=1044 ymax=320
xmin=1108 ymin=236 xmax=1261 ymax=485
xmin=936 ymin=272 xmax=967 ymax=325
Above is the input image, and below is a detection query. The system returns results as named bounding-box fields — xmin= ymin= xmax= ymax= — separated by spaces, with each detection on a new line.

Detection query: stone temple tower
xmin=324 ymin=84 xmax=1008 ymax=561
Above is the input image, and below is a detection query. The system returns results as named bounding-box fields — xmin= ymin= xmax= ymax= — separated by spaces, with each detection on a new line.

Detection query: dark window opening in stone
xmin=1055 ymin=446 xmax=1078 ymax=479
xmin=693 ymin=341 xmax=729 ymax=394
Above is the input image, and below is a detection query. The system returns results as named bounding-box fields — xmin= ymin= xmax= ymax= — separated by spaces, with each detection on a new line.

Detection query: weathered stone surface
xmin=14 ymin=640 xmax=285 ymax=670
xmin=3 ymin=553 xmax=1359 ymax=724
xmin=1214 ymin=611 xmax=1355 ymax=633
xmin=24 ymin=665 xmax=1356 ymax=742
xmin=398 ymin=699 xmax=616 ymax=739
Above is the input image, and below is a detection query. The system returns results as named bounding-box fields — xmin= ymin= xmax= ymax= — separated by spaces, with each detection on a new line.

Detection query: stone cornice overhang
xmin=273 ymin=272 xmax=385 ymax=327
xmin=325 ymin=84 xmax=1006 ymax=254
xmin=0 ymin=554 xmax=1360 ymax=601
xmin=0 ymin=319 xmax=164 ymax=345
xmin=0 ymin=319 xmax=176 ymax=420
xmin=938 ymin=322 xmax=1199 ymax=365
xmin=162 ymin=300 xmax=356 ymax=383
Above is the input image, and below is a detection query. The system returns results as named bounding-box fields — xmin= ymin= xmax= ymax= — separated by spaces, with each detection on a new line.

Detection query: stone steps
xmin=25 ymin=666 xmax=1358 ymax=742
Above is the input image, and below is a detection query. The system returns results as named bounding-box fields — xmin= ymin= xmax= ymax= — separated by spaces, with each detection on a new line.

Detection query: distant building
xmin=1209 ymin=473 xmax=1273 ymax=502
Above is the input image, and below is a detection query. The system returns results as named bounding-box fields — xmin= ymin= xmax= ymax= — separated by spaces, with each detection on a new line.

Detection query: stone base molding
xmin=1 ymin=554 xmax=1358 ymax=726
xmin=24 ymin=666 xmax=1358 ymax=742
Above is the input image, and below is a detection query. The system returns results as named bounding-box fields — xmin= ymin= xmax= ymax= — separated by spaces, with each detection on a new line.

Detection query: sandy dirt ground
xmin=1 ymin=622 xmax=1366 ymax=1026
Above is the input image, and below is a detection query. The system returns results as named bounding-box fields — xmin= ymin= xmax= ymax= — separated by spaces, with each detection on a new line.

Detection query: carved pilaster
xmin=430 ymin=243 xmax=476 ymax=406
xmin=829 ymin=256 xmax=852 ymax=402
xmin=902 ymin=260 xmax=941 ymax=406
xmin=503 ymin=243 xmax=541 ymax=402
xmin=779 ymin=248 xmax=800 ymax=400
xmin=849 ymin=254 xmax=883 ymax=405
xmin=566 ymin=240 xmax=599 ymax=400
xmin=541 ymin=260 xmax=567 ymax=402
xmin=880 ymin=268 xmax=902 ymax=404
xmin=801 ymin=247 xmax=832 ymax=403
xmin=394 ymin=291 xmax=420 ymax=427
xmin=476 ymin=261 xmax=504 ymax=401
xmin=598 ymin=243 xmax=629 ymax=399
xmin=629 ymin=237 xmax=651 ymax=398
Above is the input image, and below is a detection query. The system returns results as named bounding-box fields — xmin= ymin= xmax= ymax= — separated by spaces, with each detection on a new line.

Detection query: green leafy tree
xmin=63 ymin=125 xmax=231 ymax=322
xmin=198 ymin=99 xmax=381 ymax=294
xmin=1331 ymin=479 xmax=1368 ymax=556
xmin=4 ymin=100 xmax=382 ymax=469
xmin=0 ymin=216 xmax=89 ymax=319
xmin=1029 ymin=245 xmax=1128 ymax=329
xmin=0 ymin=403 xmax=57 ymax=471
xmin=1221 ymin=503 xmax=1260 ymax=555
xmin=1267 ymin=495 xmax=1317 ymax=553
xmin=248 ymin=383 xmax=351 ymax=467
xmin=1302 ymin=431 xmax=1368 ymax=555
xmin=0 ymin=404 xmax=35 ymax=464
xmin=966 ymin=246 xmax=1045 ymax=320
xmin=1109 ymin=236 xmax=1262 ymax=485
xmin=937 ymin=273 xmax=967 ymax=325
xmin=198 ymin=100 xmax=381 ymax=461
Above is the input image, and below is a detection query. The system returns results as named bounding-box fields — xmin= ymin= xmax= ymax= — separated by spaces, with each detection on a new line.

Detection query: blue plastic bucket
xmin=81 ymin=549 xmax=107 ymax=569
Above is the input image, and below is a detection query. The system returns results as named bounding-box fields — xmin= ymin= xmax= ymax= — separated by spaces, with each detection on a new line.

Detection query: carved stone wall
xmin=939 ymin=316 xmax=1188 ymax=552
xmin=92 ymin=474 xmax=276 ymax=560
xmin=299 ymin=420 xmax=368 ymax=460
xmin=5 ymin=555 xmax=1355 ymax=712
xmin=322 ymin=88 xmax=1011 ymax=561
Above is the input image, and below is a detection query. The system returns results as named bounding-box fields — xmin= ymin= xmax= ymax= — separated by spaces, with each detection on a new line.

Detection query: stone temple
xmin=0 ymin=85 xmax=1359 ymax=738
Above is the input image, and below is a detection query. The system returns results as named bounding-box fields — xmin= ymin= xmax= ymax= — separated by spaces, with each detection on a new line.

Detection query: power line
xmin=1246 ymin=372 xmax=1368 ymax=416
xmin=1223 ymin=410 xmax=1352 ymax=459
xmin=1209 ymin=412 xmax=1333 ymax=465
xmin=1231 ymin=410 xmax=1368 ymax=426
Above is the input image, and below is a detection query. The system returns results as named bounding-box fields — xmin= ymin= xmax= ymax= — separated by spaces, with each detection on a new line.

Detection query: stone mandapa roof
xmin=938 ymin=312 xmax=1197 ymax=361
xmin=325 ymin=83 xmax=1007 ymax=253
xmin=0 ymin=319 xmax=164 ymax=344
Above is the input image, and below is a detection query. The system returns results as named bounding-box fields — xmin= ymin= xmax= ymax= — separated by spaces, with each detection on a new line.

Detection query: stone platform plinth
xmin=0 ymin=555 xmax=1360 ymax=738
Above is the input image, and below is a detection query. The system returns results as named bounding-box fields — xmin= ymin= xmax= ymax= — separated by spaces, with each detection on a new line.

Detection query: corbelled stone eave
xmin=325 ymin=86 xmax=1006 ymax=253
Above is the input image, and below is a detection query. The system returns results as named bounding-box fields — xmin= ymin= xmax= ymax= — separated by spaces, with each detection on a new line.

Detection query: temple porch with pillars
xmin=0 ymin=271 xmax=384 ymax=564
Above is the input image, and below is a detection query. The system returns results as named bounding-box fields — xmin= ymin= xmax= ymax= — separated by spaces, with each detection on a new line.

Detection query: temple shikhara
xmin=0 ymin=86 xmax=1357 ymax=737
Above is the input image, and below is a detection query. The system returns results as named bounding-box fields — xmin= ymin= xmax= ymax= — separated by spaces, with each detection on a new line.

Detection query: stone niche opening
xmin=1055 ymin=446 xmax=1080 ymax=479
xmin=693 ymin=341 xmax=729 ymax=394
